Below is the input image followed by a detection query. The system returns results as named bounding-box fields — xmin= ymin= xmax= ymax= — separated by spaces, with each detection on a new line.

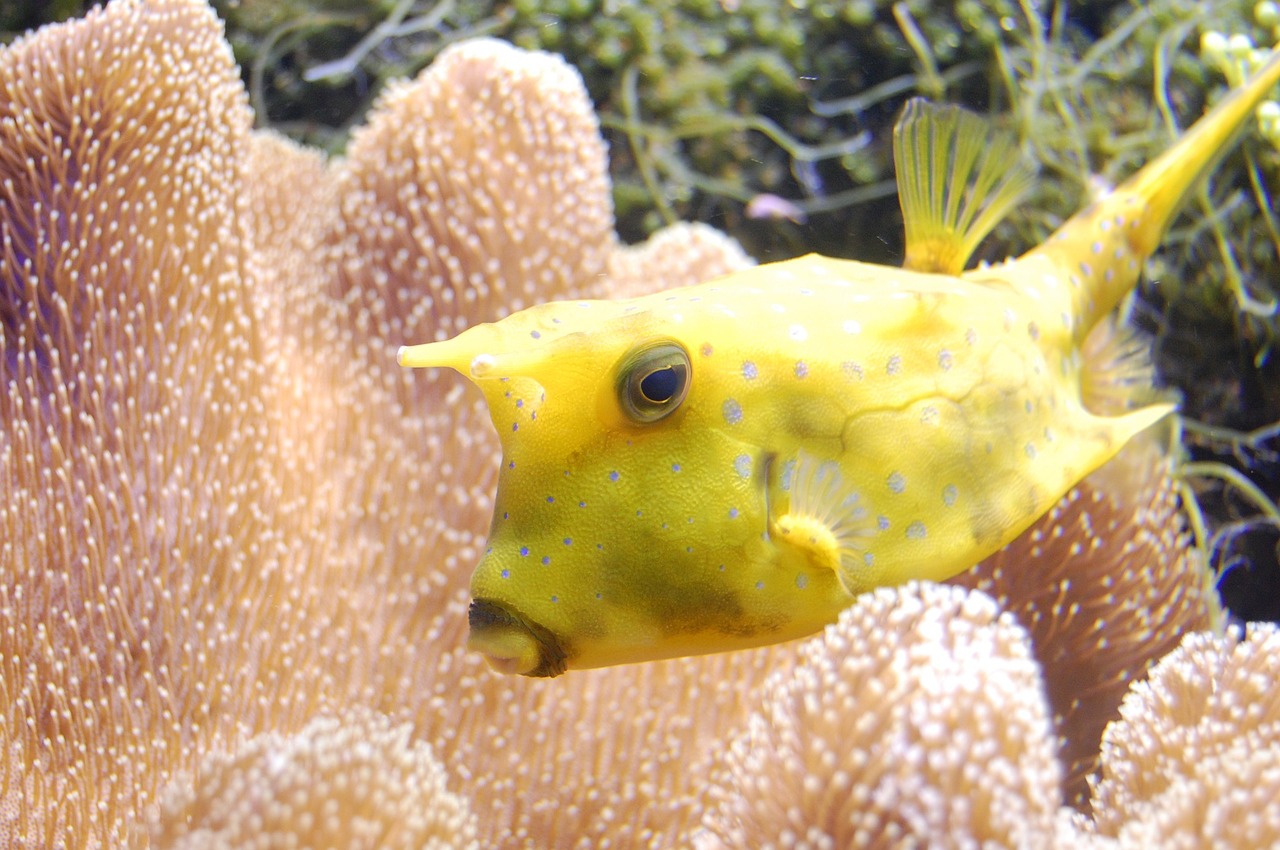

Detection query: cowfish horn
xmin=398 ymin=322 xmax=556 ymax=382
xmin=397 ymin=332 xmax=489 ymax=378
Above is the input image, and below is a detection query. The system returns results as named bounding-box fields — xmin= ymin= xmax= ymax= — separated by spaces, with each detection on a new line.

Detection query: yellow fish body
xmin=400 ymin=51 xmax=1280 ymax=676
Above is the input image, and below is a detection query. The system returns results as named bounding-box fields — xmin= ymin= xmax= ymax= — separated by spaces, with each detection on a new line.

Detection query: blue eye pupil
xmin=617 ymin=342 xmax=690 ymax=423
xmin=640 ymin=366 xmax=679 ymax=402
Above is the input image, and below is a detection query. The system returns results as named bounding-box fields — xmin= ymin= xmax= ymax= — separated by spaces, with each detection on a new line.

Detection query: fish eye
xmin=617 ymin=342 xmax=691 ymax=424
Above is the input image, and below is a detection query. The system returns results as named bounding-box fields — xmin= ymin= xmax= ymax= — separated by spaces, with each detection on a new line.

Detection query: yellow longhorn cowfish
xmin=400 ymin=50 xmax=1280 ymax=677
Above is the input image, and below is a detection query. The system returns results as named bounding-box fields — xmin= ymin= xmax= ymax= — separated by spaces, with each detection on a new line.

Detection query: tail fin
xmin=1118 ymin=48 xmax=1280 ymax=260
xmin=1022 ymin=48 xmax=1280 ymax=335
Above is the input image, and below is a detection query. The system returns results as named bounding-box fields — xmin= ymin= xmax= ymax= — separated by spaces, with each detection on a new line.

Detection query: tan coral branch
xmin=1092 ymin=623 xmax=1280 ymax=848
xmin=697 ymin=582 xmax=1063 ymax=850
xmin=151 ymin=709 xmax=478 ymax=850
xmin=952 ymin=431 xmax=1221 ymax=808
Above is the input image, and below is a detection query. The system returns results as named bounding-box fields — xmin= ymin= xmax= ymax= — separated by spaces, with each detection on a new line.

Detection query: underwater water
xmin=185 ymin=0 xmax=1280 ymax=622
xmin=2 ymin=1 xmax=1279 ymax=847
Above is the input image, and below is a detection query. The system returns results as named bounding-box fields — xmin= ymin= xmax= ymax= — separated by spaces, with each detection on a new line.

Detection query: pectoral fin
xmin=772 ymin=451 xmax=878 ymax=597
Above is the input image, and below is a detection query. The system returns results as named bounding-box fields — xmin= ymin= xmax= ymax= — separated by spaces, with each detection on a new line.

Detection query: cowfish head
xmin=399 ymin=281 xmax=854 ymax=676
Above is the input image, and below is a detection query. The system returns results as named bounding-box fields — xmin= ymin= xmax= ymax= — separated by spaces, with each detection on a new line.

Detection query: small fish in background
xmin=399 ymin=51 xmax=1280 ymax=677
xmin=745 ymin=193 xmax=809 ymax=224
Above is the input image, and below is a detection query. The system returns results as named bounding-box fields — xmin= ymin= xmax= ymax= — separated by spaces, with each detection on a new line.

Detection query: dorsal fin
xmin=893 ymin=99 xmax=1035 ymax=275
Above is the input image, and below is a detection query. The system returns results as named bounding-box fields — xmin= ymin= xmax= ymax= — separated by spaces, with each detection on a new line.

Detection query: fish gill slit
xmin=760 ymin=452 xmax=776 ymax=543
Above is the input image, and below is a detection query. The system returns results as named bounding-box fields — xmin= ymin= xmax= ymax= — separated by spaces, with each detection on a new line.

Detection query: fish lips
xmin=467 ymin=598 xmax=569 ymax=677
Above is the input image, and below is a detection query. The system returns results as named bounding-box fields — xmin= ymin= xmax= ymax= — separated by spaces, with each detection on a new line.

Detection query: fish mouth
xmin=467 ymin=598 xmax=569 ymax=677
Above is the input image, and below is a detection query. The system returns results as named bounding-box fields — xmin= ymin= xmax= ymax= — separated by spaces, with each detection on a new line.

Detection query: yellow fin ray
xmin=773 ymin=451 xmax=877 ymax=597
xmin=893 ymin=98 xmax=1036 ymax=275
